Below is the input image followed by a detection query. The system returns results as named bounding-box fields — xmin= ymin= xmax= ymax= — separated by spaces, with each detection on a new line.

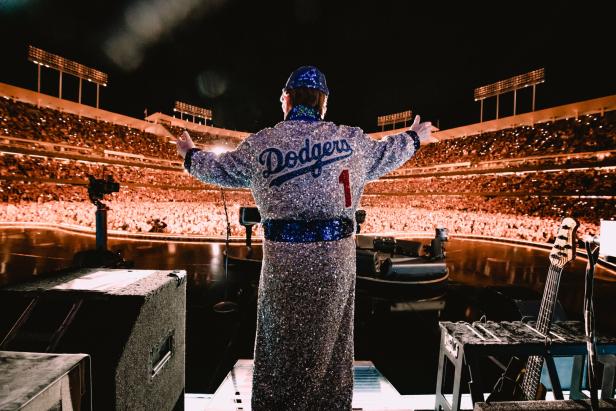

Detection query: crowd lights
xmin=377 ymin=110 xmax=412 ymax=129
xmin=28 ymin=46 xmax=108 ymax=86
xmin=174 ymin=101 xmax=213 ymax=121
xmin=474 ymin=68 xmax=544 ymax=101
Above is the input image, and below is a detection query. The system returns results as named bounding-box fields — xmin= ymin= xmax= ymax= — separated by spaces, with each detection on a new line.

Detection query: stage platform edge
xmin=186 ymin=359 xmax=412 ymax=410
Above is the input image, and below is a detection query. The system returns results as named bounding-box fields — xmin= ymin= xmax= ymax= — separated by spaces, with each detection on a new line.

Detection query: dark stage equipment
xmin=433 ymin=218 xmax=616 ymax=411
xmin=355 ymin=209 xmax=366 ymax=233
xmin=430 ymin=227 xmax=449 ymax=260
xmin=213 ymin=188 xmax=238 ymax=314
xmin=474 ymin=399 xmax=616 ymax=410
xmin=239 ymin=206 xmax=261 ymax=248
xmin=0 ymin=351 xmax=91 ymax=410
xmin=435 ymin=321 xmax=616 ymax=411
xmin=0 ymin=268 xmax=186 ymax=411
xmin=87 ymin=174 xmax=119 ymax=250
xmin=72 ymin=174 xmax=131 ymax=268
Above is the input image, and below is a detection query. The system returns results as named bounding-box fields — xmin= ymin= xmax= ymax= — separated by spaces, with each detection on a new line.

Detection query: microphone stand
xmin=584 ymin=239 xmax=600 ymax=410
xmin=213 ymin=187 xmax=239 ymax=314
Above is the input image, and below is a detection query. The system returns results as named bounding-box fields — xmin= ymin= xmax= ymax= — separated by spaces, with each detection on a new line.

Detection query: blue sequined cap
xmin=284 ymin=66 xmax=329 ymax=95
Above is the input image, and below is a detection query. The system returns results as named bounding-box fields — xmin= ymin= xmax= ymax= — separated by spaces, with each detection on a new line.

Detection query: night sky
xmin=1 ymin=0 xmax=614 ymax=133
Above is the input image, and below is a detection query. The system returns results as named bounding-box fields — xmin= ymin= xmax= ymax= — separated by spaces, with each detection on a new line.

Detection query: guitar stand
xmin=435 ymin=321 xmax=616 ymax=411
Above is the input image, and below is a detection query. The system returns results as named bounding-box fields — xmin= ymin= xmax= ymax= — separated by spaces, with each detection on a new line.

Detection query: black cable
xmin=584 ymin=240 xmax=600 ymax=411
xmin=221 ymin=186 xmax=231 ymax=301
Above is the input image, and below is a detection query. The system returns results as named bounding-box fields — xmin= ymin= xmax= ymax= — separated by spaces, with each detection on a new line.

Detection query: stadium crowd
xmin=365 ymin=169 xmax=616 ymax=195
xmin=404 ymin=113 xmax=616 ymax=168
xmin=0 ymin=177 xmax=610 ymax=242
xmin=0 ymin=194 xmax=604 ymax=242
xmin=1 ymin=98 xmax=615 ymax=243
xmin=3 ymin=153 xmax=614 ymax=197
xmin=0 ymin=152 xmax=205 ymax=188
xmin=0 ymin=97 xmax=239 ymax=161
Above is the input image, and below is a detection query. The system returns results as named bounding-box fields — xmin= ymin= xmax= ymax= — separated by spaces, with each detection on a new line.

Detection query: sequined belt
xmin=262 ymin=217 xmax=354 ymax=243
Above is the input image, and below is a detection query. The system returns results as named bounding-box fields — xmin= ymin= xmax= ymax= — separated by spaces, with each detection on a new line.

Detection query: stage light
xmin=211 ymin=146 xmax=229 ymax=155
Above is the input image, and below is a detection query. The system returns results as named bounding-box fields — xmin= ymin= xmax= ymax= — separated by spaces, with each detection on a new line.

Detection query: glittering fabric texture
xmin=285 ymin=66 xmax=330 ymax=95
xmin=187 ymin=119 xmax=419 ymax=409
xmin=183 ymin=147 xmax=201 ymax=171
xmin=262 ymin=217 xmax=354 ymax=243
xmin=286 ymin=104 xmax=321 ymax=122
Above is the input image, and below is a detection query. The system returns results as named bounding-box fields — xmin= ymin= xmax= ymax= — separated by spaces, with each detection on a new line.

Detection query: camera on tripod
xmin=73 ymin=174 xmax=130 ymax=268
xmin=87 ymin=174 xmax=120 ymax=206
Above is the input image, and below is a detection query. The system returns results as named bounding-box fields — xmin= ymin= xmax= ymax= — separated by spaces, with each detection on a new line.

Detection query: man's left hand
xmin=176 ymin=131 xmax=196 ymax=158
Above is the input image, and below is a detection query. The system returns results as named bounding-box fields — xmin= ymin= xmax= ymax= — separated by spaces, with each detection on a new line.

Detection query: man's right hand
xmin=410 ymin=115 xmax=438 ymax=144
xmin=176 ymin=130 xmax=196 ymax=159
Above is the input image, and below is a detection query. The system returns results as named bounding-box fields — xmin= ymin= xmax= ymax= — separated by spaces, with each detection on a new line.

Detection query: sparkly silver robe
xmin=187 ymin=120 xmax=419 ymax=410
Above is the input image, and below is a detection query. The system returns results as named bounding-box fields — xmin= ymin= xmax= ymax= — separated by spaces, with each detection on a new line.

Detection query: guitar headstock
xmin=549 ymin=217 xmax=579 ymax=267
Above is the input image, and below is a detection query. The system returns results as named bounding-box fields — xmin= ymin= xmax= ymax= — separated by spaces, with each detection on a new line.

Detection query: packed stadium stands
xmin=0 ymin=97 xmax=240 ymax=161
xmin=1 ymin=93 xmax=615 ymax=242
xmin=404 ymin=112 xmax=616 ymax=168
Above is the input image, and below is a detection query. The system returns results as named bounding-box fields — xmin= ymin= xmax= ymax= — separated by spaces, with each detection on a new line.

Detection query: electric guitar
xmin=488 ymin=217 xmax=579 ymax=401
xmin=520 ymin=217 xmax=579 ymax=400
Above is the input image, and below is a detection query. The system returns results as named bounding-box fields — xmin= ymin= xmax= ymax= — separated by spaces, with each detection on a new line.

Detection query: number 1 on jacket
xmin=338 ymin=169 xmax=351 ymax=208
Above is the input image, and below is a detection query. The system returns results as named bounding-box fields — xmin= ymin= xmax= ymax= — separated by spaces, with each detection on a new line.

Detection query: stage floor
xmin=187 ymin=359 xmax=411 ymax=410
xmin=185 ymin=367 xmax=597 ymax=411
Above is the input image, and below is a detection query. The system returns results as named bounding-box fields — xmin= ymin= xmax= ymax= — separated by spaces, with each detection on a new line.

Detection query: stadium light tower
xmin=28 ymin=45 xmax=108 ymax=108
xmin=474 ymin=68 xmax=545 ymax=122
xmin=173 ymin=101 xmax=213 ymax=125
xmin=377 ymin=110 xmax=413 ymax=131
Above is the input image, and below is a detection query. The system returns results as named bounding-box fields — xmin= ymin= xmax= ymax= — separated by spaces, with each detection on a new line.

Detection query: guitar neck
xmin=521 ymin=263 xmax=564 ymax=400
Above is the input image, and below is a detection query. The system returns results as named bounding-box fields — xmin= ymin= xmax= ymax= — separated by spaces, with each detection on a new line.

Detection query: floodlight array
xmin=28 ymin=45 xmax=108 ymax=86
xmin=174 ymin=101 xmax=212 ymax=120
xmin=377 ymin=110 xmax=412 ymax=126
xmin=474 ymin=68 xmax=544 ymax=101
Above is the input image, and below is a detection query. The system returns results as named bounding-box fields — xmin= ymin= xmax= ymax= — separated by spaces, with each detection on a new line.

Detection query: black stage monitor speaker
xmin=0 ymin=351 xmax=91 ymax=411
xmin=0 ymin=268 xmax=186 ymax=411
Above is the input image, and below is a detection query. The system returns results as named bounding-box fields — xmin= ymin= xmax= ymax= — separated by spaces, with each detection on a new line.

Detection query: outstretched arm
xmin=360 ymin=115 xmax=434 ymax=181
xmin=177 ymin=131 xmax=254 ymax=188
